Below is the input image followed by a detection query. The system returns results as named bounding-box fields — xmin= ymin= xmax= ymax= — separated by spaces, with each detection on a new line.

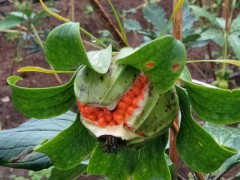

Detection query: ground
xmin=0 ymin=0 xmax=238 ymax=179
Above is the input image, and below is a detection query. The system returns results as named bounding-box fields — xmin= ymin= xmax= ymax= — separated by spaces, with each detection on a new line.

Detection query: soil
xmin=0 ymin=0 xmax=239 ymax=179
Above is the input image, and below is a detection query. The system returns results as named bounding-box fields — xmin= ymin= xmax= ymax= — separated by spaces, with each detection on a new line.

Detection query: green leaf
xmin=132 ymin=134 xmax=171 ymax=180
xmin=187 ymin=59 xmax=240 ymax=67
xmin=228 ymin=33 xmax=240 ymax=59
xmin=123 ymin=19 xmax=142 ymax=31
xmin=183 ymin=80 xmax=240 ymax=124
xmin=230 ymin=15 xmax=240 ymax=33
xmin=116 ymin=35 xmax=186 ymax=93
xmin=182 ymin=3 xmax=196 ymax=32
xmin=199 ymin=28 xmax=224 ymax=47
xmin=204 ymin=123 xmax=240 ymax=175
xmin=45 ymin=22 xmax=112 ymax=74
xmin=143 ymin=3 xmax=167 ymax=32
xmin=176 ymin=86 xmax=237 ymax=173
xmin=189 ymin=5 xmax=218 ymax=25
xmin=50 ymin=164 xmax=87 ymax=180
xmin=88 ymin=145 xmax=138 ymax=180
xmin=35 ymin=114 xmax=98 ymax=170
xmin=0 ymin=111 xmax=75 ymax=171
xmin=180 ymin=66 xmax=192 ymax=81
xmin=45 ymin=22 xmax=86 ymax=71
xmin=0 ymin=14 xmax=25 ymax=30
xmin=7 ymin=74 xmax=76 ymax=119
xmin=17 ymin=66 xmax=75 ymax=74
xmin=86 ymin=45 xmax=112 ymax=74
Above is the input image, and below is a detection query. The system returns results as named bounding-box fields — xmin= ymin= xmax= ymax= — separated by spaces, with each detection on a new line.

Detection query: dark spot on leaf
xmin=99 ymin=75 xmax=104 ymax=81
xmin=172 ymin=64 xmax=180 ymax=71
xmin=145 ymin=61 xmax=155 ymax=68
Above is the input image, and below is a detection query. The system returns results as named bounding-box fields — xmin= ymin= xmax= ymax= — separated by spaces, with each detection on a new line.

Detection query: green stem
xmin=187 ymin=59 xmax=240 ymax=67
xmin=222 ymin=31 xmax=228 ymax=74
xmin=30 ymin=23 xmax=63 ymax=84
xmin=39 ymin=0 xmax=107 ymax=48
xmin=160 ymin=0 xmax=184 ymax=36
xmin=0 ymin=29 xmax=25 ymax=34
xmin=30 ymin=24 xmax=44 ymax=49
xmin=107 ymin=0 xmax=129 ymax=46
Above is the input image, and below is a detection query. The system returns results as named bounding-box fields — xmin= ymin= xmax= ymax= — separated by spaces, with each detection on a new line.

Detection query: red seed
xmin=126 ymin=106 xmax=135 ymax=116
xmin=133 ymin=80 xmax=143 ymax=89
xmin=84 ymin=106 xmax=95 ymax=114
xmin=132 ymin=87 xmax=141 ymax=96
xmin=139 ymin=74 xmax=148 ymax=84
xmin=87 ymin=115 xmax=96 ymax=121
xmin=105 ymin=114 xmax=113 ymax=122
xmin=97 ymin=111 xmax=104 ymax=119
xmin=113 ymin=112 xmax=124 ymax=123
xmin=137 ymin=94 xmax=144 ymax=103
xmin=132 ymin=98 xmax=139 ymax=108
xmin=122 ymin=95 xmax=132 ymax=105
xmin=103 ymin=108 xmax=111 ymax=114
xmin=117 ymin=101 xmax=128 ymax=110
xmin=127 ymin=90 xmax=135 ymax=98
xmin=77 ymin=101 xmax=85 ymax=112
xmin=98 ymin=117 xmax=107 ymax=127
xmin=108 ymin=121 xmax=117 ymax=126
xmin=115 ymin=109 xmax=125 ymax=115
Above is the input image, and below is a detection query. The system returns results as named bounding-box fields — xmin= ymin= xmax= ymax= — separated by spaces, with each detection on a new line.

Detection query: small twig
xmin=197 ymin=0 xmax=215 ymax=80
xmin=169 ymin=0 xmax=182 ymax=171
xmin=71 ymin=0 xmax=75 ymax=21
xmin=194 ymin=171 xmax=205 ymax=180
xmin=88 ymin=0 xmax=126 ymax=48
xmin=214 ymin=162 xmax=239 ymax=180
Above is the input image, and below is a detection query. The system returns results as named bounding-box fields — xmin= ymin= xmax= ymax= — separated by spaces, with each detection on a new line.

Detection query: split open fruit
xmin=74 ymin=61 xmax=179 ymax=148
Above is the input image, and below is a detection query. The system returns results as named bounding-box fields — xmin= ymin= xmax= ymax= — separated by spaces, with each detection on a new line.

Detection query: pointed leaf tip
xmin=176 ymin=86 xmax=237 ymax=173
xmin=7 ymin=73 xmax=76 ymax=119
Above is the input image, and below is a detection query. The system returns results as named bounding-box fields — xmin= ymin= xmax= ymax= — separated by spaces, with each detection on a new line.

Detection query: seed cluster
xmin=77 ymin=74 xmax=148 ymax=127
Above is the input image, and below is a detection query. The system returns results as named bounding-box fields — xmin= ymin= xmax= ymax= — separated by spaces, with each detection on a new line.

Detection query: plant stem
xmin=39 ymin=0 xmax=107 ymax=48
xmin=88 ymin=0 xmax=126 ymax=48
xmin=107 ymin=0 xmax=129 ymax=46
xmin=30 ymin=24 xmax=63 ymax=85
xmin=222 ymin=0 xmax=231 ymax=78
xmin=71 ymin=0 xmax=75 ymax=21
xmin=197 ymin=0 xmax=215 ymax=80
xmin=170 ymin=0 xmax=182 ymax=172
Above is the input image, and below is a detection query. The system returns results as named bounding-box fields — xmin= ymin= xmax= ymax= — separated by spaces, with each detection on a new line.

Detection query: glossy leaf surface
xmin=7 ymin=75 xmax=76 ymax=119
xmin=116 ymin=35 xmax=186 ymax=93
xmin=86 ymin=45 xmax=112 ymax=74
xmin=88 ymin=145 xmax=138 ymax=180
xmin=45 ymin=22 xmax=111 ymax=73
xmin=132 ymin=134 xmax=171 ymax=180
xmin=176 ymin=86 xmax=236 ymax=173
xmin=50 ymin=164 xmax=87 ymax=180
xmin=0 ymin=111 xmax=75 ymax=170
xmin=204 ymin=123 xmax=240 ymax=175
xmin=45 ymin=22 xmax=88 ymax=71
xmin=184 ymin=80 xmax=240 ymax=124
xmin=35 ymin=114 xmax=98 ymax=170
xmin=0 ymin=14 xmax=25 ymax=30
xmin=143 ymin=3 xmax=167 ymax=32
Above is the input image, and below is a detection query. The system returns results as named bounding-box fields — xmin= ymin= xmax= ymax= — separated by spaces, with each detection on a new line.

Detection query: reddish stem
xmin=88 ymin=0 xmax=126 ymax=48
